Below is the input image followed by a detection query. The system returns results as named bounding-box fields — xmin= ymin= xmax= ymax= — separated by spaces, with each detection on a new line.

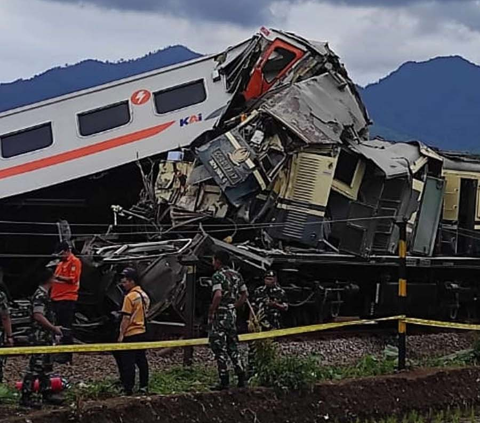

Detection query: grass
xmin=149 ymin=365 xmax=216 ymax=395
xmin=64 ymin=347 xmax=399 ymax=401
xmin=17 ymin=333 xmax=480 ymax=407
xmin=67 ymin=379 xmax=121 ymax=402
xmin=0 ymin=384 xmax=17 ymax=404
xmin=249 ymin=340 xmax=398 ymax=392
xmin=66 ymin=365 xmax=217 ymax=402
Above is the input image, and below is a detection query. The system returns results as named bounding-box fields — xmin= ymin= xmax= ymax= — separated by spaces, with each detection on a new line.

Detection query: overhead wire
xmin=0 ymin=216 xmax=402 ymax=241
xmin=0 ymin=215 xmax=400 ymax=228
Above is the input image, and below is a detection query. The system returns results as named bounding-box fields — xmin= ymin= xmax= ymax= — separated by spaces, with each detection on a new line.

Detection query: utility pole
xmin=397 ymin=219 xmax=407 ymax=370
xmin=179 ymin=254 xmax=198 ymax=367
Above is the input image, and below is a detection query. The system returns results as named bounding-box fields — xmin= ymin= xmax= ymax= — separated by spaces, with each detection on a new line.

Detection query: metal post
xmin=183 ymin=264 xmax=196 ymax=367
xmin=397 ymin=219 xmax=407 ymax=370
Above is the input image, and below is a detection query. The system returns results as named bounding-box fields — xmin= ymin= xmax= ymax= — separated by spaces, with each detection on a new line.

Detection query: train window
xmin=78 ymin=101 xmax=131 ymax=136
xmin=1 ymin=123 xmax=53 ymax=158
xmin=335 ymin=150 xmax=359 ymax=187
xmin=154 ymin=80 xmax=206 ymax=114
xmin=263 ymin=47 xmax=297 ymax=83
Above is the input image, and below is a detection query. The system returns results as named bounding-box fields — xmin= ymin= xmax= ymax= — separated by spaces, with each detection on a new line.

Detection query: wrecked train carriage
xmin=76 ymin=143 xmax=480 ymax=333
xmin=150 ymin=60 xmax=371 ymax=237
xmin=439 ymin=152 xmax=480 ymax=255
xmin=73 ymin=238 xmax=193 ymax=342
xmin=0 ymin=27 xmax=353 ymax=293
xmin=121 ymin=72 xmax=464 ymax=324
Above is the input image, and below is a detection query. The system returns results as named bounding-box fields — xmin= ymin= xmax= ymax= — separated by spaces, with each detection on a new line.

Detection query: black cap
xmin=213 ymin=250 xmax=230 ymax=266
xmin=54 ymin=241 xmax=70 ymax=254
xmin=120 ymin=267 xmax=139 ymax=283
xmin=264 ymin=270 xmax=276 ymax=278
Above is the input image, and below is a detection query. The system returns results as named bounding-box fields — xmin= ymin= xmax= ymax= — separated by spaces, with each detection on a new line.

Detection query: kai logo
xmin=180 ymin=113 xmax=203 ymax=127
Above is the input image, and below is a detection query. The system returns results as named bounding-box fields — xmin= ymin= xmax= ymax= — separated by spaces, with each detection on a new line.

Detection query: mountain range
xmin=0 ymin=46 xmax=200 ymax=113
xmin=362 ymin=55 xmax=480 ymax=152
xmin=1 ymin=47 xmax=478 ymax=152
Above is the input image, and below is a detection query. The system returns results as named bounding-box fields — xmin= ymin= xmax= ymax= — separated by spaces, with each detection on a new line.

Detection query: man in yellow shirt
xmin=117 ymin=267 xmax=150 ymax=395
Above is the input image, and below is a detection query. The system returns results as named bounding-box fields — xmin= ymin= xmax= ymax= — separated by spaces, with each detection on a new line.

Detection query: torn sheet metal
xmin=261 ymin=74 xmax=369 ymax=146
xmin=140 ymin=255 xmax=187 ymax=319
xmin=443 ymin=155 xmax=480 ymax=173
xmin=411 ymin=176 xmax=445 ymax=256
xmin=269 ymin=150 xmax=337 ymax=247
xmin=217 ymin=36 xmax=262 ymax=94
xmin=155 ymin=161 xmax=193 ymax=204
xmin=196 ymin=130 xmax=261 ymax=206
xmin=196 ymin=123 xmax=285 ymax=207
xmin=348 ymin=140 xmax=426 ymax=179
xmin=192 ymin=233 xmax=272 ymax=272
xmin=187 ymin=164 xmax=213 ymax=185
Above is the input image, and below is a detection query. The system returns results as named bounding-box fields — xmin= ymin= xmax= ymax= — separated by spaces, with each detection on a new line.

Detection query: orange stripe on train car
xmin=0 ymin=121 xmax=175 ymax=180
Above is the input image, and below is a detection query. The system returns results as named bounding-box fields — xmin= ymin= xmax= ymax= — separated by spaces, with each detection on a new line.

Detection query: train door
xmin=244 ymin=39 xmax=305 ymax=101
xmin=457 ymin=178 xmax=477 ymax=254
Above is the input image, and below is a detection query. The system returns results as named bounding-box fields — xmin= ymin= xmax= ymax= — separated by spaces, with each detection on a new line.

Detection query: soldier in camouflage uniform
xmin=20 ymin=269 xmax=63 ymax=408
xmin=250 ymin=270 xmax=288 ymax=330
xmin=208 ymin=251 xmax=248 ymax=390
xmin=248 ymin=270 xmax=288 ymax=377
xmin=0 ymin=288 xmax=13 ymax=383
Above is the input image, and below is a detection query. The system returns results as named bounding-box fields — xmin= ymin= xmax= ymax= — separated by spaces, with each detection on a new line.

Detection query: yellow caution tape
xmin=405 ymin=317 xmax=480 ymax=331
xmin=0 ymin=315 xmax=403 ymax=356
xmin=239 ymin=315 xmax=403 ymax=342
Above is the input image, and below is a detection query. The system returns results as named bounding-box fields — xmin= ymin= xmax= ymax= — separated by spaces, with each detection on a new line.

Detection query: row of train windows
xmin=0 ymin=80 xmax=206 ymax=159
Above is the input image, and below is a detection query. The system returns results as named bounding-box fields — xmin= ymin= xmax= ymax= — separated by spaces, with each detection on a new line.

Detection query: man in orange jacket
xmin=51 ymin=241 xmax=82 ymax=364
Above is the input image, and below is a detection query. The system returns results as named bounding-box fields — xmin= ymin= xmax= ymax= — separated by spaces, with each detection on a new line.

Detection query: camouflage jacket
xmin=30 ymin=286 xmax=55 ymax=345
xmin=0 ymin=291 xmax=8 ymax=316
xmin=211 ymin=267 xmax=247 ymax=312
xmin=0 ymin=291 xmax=8 ymax=344
xmin=251 ymin=285 xmax=288 ymax=330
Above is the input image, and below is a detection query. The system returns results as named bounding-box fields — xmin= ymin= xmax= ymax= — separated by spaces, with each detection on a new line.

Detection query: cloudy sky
xmin=2 ymin=0 xmax=480 ymax=86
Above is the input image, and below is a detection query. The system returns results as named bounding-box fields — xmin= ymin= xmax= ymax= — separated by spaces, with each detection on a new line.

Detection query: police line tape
xmin=2 ymin=315 xmax=479 ymax=356
xmin=404 ymin=317 xmax=480 ymax=331
xmin=0 ymin=315 xmax=403 ymax=356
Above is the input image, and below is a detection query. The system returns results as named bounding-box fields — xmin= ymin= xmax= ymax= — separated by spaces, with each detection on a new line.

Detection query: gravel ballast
xmin=2 ymin=331 xmax=476 ymax=385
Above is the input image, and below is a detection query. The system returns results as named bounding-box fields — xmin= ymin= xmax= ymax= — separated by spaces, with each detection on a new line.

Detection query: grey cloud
xmin=44 ymin=0 xmax=276 ymax=25
xmin=42 ymin=0 xmax=476 ymax=26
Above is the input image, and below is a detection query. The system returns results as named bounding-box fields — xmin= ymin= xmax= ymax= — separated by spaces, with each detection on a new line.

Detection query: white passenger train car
xmin=0 ymin=28 xmax=314 ymax=202
xmin=0 ymin=54 xmax=234 ymax=200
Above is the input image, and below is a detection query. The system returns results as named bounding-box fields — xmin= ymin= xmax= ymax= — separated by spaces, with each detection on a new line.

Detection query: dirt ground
xmin=3 ymin=366 xmax=480 ymax=423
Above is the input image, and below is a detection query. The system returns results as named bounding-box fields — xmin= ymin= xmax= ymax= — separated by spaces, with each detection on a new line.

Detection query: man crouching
xmin=20 ymin=269 xmax=63 ymax=408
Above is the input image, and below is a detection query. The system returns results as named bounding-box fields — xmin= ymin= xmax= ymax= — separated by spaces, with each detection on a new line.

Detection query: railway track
xmin=276 ymin=317 xmax=476 ymax=342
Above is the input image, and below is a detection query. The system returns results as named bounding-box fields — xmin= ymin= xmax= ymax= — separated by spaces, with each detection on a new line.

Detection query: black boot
xmin=43 ymin=393 xmax=65 ymax=406
xmin=237 ymin=372 xmax=247 ymax=388
xmin=211 ymin=374 xmax=229 ymax=391
xmin=19 ymin=395 xmax=41 ymax=409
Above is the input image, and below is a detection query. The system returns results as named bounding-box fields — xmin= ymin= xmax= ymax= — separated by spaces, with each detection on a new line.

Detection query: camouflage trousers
xmin=0 ymin=333 xmax=5 ymax=383
xmin=0 ymin=352 xmax=5 ymax=383
xmin=21 ymin=354 xmax=52 ymax=398
xmin=209 ymin=310 xmax=244 ymax=378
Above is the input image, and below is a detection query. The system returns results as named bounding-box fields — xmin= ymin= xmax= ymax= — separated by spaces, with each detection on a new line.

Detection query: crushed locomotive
xmin=1 ymin=28 xmax=480 ymax=341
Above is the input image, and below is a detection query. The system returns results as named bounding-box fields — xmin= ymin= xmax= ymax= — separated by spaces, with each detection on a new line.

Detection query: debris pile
xmin=65 ymin=29 xmax=458 ymax=338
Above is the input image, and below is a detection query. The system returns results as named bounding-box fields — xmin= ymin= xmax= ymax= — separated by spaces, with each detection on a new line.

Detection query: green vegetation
xmin=149 ymin=365 xmax=216 ymax=395
xmin=249 ymin=340 xmax=398 ymax=392
xmin=0 ymin=383 xmax=17 ymax=404
xmin=249 ymin=340 xmax=320 ymax=391
xmin=68 ymin=379 xmax=121 ymax=402
xmin=24 ymin=334 xmax=480 ymax=407
xmin=67 ymin=365 xmax=217 ymax=402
